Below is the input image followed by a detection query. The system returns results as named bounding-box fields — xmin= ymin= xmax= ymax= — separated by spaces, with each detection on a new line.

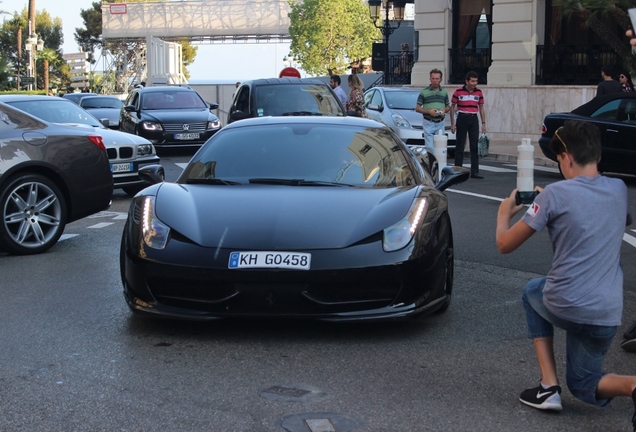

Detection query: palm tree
xmin=556 ymin=0 xmax=636 ymax=72
xmin=38 ymin=48 xmax=57 ymax=93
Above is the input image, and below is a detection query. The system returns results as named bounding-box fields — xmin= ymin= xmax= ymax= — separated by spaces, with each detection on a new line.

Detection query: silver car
xmin=0 ymin=95 xmax=160 ymax=196
xmin=78 ymin=95 xmax=124 ymax=130
xmin=364 ymin=87 xmax=456 ymax=153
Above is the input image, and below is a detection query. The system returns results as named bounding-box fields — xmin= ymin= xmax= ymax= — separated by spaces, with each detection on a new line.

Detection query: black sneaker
xmin=519 ymin=384 xmax=562 ymax=411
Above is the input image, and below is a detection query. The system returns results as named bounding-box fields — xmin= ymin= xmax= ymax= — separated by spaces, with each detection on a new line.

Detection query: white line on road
xmin=463 ymin=164 xmax=515 ymax=173
xmin=447 ymin=189 xmax=636 ymax=248
xmin=59 ymin=234 xmax=78 ymax=242
xmin=503 ymin=163 xmax=560 ymax=174
xmin=176 ymin=163 xmax=188 ymax=170
xmin=88 ymin=223 xmax=114 ymax=229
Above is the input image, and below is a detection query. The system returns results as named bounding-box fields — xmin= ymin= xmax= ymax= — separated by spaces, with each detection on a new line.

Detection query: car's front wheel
xmin=435 ymin=216 xmax=454 ymax=314
xmin=0 ymin=174 xmax=67 ymax=255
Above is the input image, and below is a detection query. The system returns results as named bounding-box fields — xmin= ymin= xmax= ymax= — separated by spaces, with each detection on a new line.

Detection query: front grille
xmin=106 ymin=146 xmax=135 ymax=160
xmin=163 ymin=122 xmax=207 ymax=133
xmin=412 ymin=125 xmax=423 ymax=130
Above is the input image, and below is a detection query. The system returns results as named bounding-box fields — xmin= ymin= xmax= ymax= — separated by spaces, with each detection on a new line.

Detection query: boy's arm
xmin=496 ymin=189 xmax=536 ymax=254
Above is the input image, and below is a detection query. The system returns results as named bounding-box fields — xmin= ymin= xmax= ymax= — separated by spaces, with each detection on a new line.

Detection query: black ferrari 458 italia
xmin=120 ymin=116 xmax=469 ymax=321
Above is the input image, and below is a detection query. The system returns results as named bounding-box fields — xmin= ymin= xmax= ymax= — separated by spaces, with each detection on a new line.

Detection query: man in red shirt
xmin=450 ymin=71 xmax=487 ymax=179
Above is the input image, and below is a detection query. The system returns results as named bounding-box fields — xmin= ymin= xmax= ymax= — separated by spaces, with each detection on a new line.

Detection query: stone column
xmin=487 ymin=0 xmax=535 ymax=86
xmin=411 ymin=1 xmax=450 ymax=87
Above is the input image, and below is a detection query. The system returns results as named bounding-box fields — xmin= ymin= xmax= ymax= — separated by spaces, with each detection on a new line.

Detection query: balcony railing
xmin=448 ymin=48 xmax=491 ymax=85
xmin=535 ymin=45 xmax=621 ymax=85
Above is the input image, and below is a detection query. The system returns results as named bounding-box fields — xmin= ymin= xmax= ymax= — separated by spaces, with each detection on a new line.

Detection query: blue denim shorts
xmin=521 ymin=277 xmax=618 ymax=407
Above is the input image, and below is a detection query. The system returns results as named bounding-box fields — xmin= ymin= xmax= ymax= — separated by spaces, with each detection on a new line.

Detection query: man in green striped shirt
xmin=415 ymin=69 xmax=450 ymax=152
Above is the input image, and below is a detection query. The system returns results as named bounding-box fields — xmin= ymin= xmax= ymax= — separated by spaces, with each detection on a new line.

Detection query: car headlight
xmin=142 ymin=196 xmax=170 ymax=249
xmin=142 ymin=121 xmax=163 ymax=131
xmin=383 ymin=198 xmax=428 ymax=252
xmin=391 ymin=113 xmax=411 ymax=129
xmin=207 ymin=120 xmax=221 ymax=129
xmin=137 ymin=144 xmax=154 ymax=156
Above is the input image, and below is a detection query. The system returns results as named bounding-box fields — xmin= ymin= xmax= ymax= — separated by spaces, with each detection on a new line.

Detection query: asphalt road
xmin=1 ymin=154 xmax=635 ymax=432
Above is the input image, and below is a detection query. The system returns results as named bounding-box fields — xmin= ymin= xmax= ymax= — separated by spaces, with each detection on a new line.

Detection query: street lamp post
xmin=25 ymin=25 xmax=44 ymax=91
xmin=368 ymin=0 xmax=405 ymax=85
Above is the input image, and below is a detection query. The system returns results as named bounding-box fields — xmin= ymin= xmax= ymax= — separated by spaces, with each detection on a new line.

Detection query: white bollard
xmin=517 ymin=138 xmax=534 ymax=191
xmin=433 ymin=129 xmax=448 ymax=182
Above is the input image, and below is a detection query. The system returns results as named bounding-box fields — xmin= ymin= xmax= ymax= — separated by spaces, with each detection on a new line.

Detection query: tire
xmin=0 ymin=174 xmax=67 ymax=255
xmin=435 ymin=217 xmax=454 ymax=314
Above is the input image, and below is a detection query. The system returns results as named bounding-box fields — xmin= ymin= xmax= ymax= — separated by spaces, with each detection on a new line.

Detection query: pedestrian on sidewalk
xmin=450 ymin=71 xmax=486 ymax=179
xmin=329 ymin=75 xmax=348 ymax=107
xmin=415 ymin=68 xmax=449 ymax=152
xmin=595 ymin=66 xmax=622 ymax=97
xmin=496 ymin=119 xmax=636 ymax=430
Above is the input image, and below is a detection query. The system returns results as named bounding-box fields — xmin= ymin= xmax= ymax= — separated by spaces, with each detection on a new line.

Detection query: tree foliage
xmin=0 ymin=8 xmax=65 ymax=90
xmin=288 ymin=0 xmax=379 ymax=76
xmin=555 ymin=0 xmax=636 ymax=72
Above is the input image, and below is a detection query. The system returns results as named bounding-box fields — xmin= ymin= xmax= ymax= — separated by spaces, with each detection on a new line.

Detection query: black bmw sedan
xmin=121 ymin=116 xmax=469 ymax=321
xmin=119 ymin=86 xmax=222 ymax=148
xmin=540 ymin=92 xmax=636 ymax=176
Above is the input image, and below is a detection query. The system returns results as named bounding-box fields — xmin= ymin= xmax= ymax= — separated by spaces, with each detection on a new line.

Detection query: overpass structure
xmin=98 ymin=0 xmax=292 ymax=93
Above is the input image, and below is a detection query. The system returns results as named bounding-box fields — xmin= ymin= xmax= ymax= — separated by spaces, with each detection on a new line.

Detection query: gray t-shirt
xmin=521 ymin=175 xmax=631 ymax=326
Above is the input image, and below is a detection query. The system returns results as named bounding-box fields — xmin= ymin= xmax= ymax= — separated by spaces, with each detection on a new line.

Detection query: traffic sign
xmin=70 ymin=82 xmax=89 ymax=88
xmin=20 ymin=76 xmax=34 ymax=84
xmin=279 ymin=67 xmax=301 ymax=78
xmin=71 ymin=75 xmax=89 ymax=82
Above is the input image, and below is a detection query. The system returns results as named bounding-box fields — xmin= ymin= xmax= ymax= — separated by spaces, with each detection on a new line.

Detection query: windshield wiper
xmin=248 ymin=178 xmax=352 ymax=187
xmin=281 ymin=111 xmax=324 ymax=116
xmin=186 ymin=178 xmax=241 ymax=185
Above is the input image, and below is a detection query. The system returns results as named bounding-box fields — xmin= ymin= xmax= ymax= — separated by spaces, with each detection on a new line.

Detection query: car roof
xmin=0 ymin=95 xmax=75 ymax=103
xmin=572 ymin=92 xmax=636 ymax=114
xmin=242 ymin=78 xmax=330 ymax=86
xmin=136 ymin=86 xmax=196 ymax=93
xmin=221 ymin=115 xmax=385 ymax=131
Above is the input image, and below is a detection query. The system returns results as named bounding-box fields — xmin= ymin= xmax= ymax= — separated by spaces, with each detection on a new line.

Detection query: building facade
xmin=411 ymin=0 xmax=625 ymax=142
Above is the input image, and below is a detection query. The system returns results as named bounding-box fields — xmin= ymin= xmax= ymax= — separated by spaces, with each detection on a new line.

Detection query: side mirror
xmin=124 ymin=105 xmax=136 ymax=112
xmin=435 ymin=166 xmax=470 ymax=191
xmin=230 ymin=110 xmax=249 ymax=121
xmin=367 ymin=103 xmax=382 ymax=112
xmin=138 ymin=164 xmax=165 ymax=185
xmin=209 ymin=102 xmax=219 ymax=110
xmin=100 ymin=118 xmax=110 ymax=128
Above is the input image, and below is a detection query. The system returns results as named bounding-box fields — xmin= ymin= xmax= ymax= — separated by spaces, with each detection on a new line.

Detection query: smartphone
xmin=515 ymin=190 xmax=539 ymax=206
xmin=630 ymin=8 xmax=636 ymax=32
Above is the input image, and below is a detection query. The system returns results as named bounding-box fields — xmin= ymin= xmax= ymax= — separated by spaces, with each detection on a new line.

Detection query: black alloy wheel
xmin=0 ymin=173 xmax=67 ymax=255
xmin=435 ymin=216 xmax=454 ymax=314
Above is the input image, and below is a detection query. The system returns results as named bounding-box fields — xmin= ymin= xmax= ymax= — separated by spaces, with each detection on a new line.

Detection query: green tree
xmin=0 ymin=8 xmax=64 ymax=90
xmin=556 ymin=0 xmax=636 ymax=72
xmin=287 ymin=0 xmax=379 ymax=76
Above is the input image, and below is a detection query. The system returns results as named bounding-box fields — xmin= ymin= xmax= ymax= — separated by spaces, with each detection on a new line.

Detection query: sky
xmin=20 ymin=0 xmax=297 ymax=83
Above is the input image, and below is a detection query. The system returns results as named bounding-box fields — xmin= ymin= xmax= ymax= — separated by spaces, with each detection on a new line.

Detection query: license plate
xmin=174 ymin=133 xmax=200 ymax=140
xmin=111 ymin=163 xmax=133 ymax=173
xmin=228 ymin=251 xmax=311 ymax=270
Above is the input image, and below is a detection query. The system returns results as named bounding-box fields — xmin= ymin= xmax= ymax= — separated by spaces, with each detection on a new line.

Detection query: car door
xmin=120 ymin=91 xmax=140 ymax=133
xmin=589 ymin=98 xmax=636 ymax=175
xmin=364 ymin=89 xmax=384 ymax=125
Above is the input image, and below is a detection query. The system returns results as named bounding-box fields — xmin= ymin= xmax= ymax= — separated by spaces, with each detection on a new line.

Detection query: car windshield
xmin=180 ymin=123 xmax=417 ymax=188
xmin=141 ymin=91 xmax=207 ymax=110
xmin=384 ymin=90 xmax=420 ymax=110
xmin=253 ymin=84 xmax=343 ymax=117
xmin=6 ymin=100 xmax=103 ymax=127
xmin=80 ymin=97 xmax=123 ymax=109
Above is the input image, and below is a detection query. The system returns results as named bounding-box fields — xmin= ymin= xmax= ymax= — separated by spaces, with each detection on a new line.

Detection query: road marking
xmin=503 ymin=163 xmax=560 ymax=174
xmin=88 ymin=211 xmax=127 ymax=219
xmin=88 ymin=222 xmax=114 ymax=229
xmin=447 ymin=188 xmax=636 ymax=248
xmin=59 ymin=234 xmax=78 ymax=242
xmin=463 ymin=164 xmax=515 ymax=173
xmin=176 ymin=163 xmax=188 ymax=170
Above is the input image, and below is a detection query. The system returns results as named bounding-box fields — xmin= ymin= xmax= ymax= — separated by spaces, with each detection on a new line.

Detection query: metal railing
xmin=535 ymin=45 xmax=621 ymax=85
xmin=448 ymin=48 xmax=491 ymax=85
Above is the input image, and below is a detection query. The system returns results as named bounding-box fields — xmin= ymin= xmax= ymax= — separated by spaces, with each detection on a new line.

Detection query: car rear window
xmin=253 ymin=84 xmax=343 ymax=117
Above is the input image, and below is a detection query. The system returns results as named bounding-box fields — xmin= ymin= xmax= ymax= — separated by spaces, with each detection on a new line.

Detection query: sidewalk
xmin=482 ymin=139 xmax=557 ymax=168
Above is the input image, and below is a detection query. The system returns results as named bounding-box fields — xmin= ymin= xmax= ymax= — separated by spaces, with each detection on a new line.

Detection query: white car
xmin=364 ymin=87 xmax=456 ymax=154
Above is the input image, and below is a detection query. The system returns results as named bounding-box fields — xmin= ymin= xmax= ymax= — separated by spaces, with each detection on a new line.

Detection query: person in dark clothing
xmin=596 ymin=66 xmax=623 ymax=97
